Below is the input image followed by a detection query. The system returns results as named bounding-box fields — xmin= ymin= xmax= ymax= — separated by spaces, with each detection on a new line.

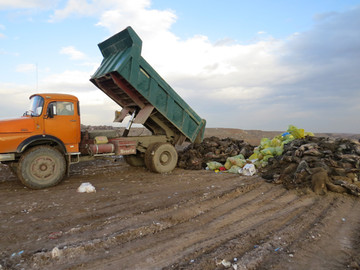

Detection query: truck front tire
xmin=18 ymin=146 xmax=66 ymax=189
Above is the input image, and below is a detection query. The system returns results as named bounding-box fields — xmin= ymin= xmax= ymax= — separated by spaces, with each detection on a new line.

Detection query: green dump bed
xmin=90 ymin=26 xmax=206 ymax=144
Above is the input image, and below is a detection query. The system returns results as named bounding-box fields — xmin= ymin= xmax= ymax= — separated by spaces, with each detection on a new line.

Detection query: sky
xmin=0 ymin=0 xmax=360 ymax=133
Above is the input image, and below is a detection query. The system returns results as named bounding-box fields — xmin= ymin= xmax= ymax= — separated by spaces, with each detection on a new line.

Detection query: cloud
xmin=49 ymin=0 xmax=98 ymax=21
xmin=16 ymin=63 xmax=36 ymax=73
xmin=48 ymin=2 xmax=360 ymax=132
xmin=0 ymin=0 xmax=57 ymax=10
xmin=60 ymin=46 xmax=87 ymax=60
xmin=40 ymin=70 xmax=91 ymax=91
xmin=1 ymin=2 xmax=359 ymax=133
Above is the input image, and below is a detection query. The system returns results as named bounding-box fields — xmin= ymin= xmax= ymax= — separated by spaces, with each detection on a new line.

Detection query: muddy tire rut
xmin=0 ymin=159 xmax=359 ymax=270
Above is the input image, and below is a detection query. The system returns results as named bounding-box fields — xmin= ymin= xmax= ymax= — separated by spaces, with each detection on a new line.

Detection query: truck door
xmin=44 ymin=101 xmax=81 ymax=152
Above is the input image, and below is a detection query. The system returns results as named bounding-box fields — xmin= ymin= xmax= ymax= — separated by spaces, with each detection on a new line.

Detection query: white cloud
xmin=49 ymin=0 xmax=97 ymax=21
xmin=1 ymin=1 xmax=359 ymax=133
xmin=60 ymin=46 xmax=87 ymax=60
xmin=40 ymin=70 xmax=90 ymax=90
xmin=0 ymin=0 xmax=57 ymax=10
xmin=16 ymin=63 xmax=36 ymax=73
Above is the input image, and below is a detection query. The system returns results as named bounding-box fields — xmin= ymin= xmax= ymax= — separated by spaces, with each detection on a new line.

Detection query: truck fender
xmin=16 ymin=135 xmax=67 ymax=154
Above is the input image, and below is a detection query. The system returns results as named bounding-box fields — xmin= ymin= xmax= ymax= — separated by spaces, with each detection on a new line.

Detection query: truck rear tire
xmin=18 ymin=146 xmax=66 ymax=189
xmin=124 ymin=153 xmax=145 ymax=167
xmin=145 ymin=143 xmax=178 ymax=173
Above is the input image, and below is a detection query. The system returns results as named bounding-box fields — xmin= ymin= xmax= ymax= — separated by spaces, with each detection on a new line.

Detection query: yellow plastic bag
xmin=206 ymin=161 xmax=223 ymax=171
xmin=260 ymin=138 xmax=271 ymax=148
xmin=287 ymin=125 xmax=305 ymax=139
xmin=226 ymin=155 xmax=246 ymax=168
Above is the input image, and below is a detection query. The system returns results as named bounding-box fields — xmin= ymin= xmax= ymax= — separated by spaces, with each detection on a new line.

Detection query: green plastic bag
xmin=227 ymin=165 xmax=242 ymax=174
xmin=226 ymin=155 xmax=246 ymax=168
xmin=206 ymin=161 xmax=223 ymax=170
xmin=260 ymin=138 xmax=271 ymax=148
xmin=287 ymin=125 xmax=305 ymax=139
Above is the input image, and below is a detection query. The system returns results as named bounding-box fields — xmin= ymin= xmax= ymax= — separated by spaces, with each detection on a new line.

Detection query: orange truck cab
xmin=0 ymin=93 xmax=81 ymax=189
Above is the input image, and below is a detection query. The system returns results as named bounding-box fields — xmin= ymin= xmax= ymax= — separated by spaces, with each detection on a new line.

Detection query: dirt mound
xmin=177 ymin=136 xmax=254 ymax=170
xmin=260 ymin=136 xmax=360 ymax=196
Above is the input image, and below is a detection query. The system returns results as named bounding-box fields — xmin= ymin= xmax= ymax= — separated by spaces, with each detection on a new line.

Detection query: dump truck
xmin=0 ymin=26 xmax=206 ymax=189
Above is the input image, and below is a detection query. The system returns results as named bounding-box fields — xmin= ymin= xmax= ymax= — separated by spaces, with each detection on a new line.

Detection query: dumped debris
xmin=260 ymin=136 xmax=360 ymax=196
xmin=177 ymin=126 xmax=360 ymax=197
xmin=177 ymin=137 xmax=254 ymax=170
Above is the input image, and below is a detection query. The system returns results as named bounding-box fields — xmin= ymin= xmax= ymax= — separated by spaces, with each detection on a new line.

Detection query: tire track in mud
xmin=4 ymin=165 xmax=360 ymax=270
xmin=26 ymin=179 xmax=320 ymax=270
xmin=20 ymin=177 xmax=270 ymax=269
xmin=263 ymin=195 xmax=360 ymax=270
xmin=78 ymin=190 xmax=338 ymax=270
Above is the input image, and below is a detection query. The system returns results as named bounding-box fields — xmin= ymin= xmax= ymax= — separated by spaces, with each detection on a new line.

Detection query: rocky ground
xmin=1 ymin=128 xmax=360 ymax=270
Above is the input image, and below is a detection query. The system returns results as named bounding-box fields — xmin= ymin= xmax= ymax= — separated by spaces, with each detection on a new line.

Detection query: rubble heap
xmin=260 ymin=136 xmax=360 ymax=196
xmin=177 ymin=136 xmax=254 ymax=170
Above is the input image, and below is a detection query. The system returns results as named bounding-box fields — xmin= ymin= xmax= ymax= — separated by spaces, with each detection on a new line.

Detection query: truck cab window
xmin=26 ymin=95 xmax=44 ymax=117
xmin=56 ymin=101 xmax=74 ymax=116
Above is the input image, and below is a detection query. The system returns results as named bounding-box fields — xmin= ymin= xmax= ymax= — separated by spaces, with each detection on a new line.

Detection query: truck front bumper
xmin=0 ymin=153 xmax=15 ymax=162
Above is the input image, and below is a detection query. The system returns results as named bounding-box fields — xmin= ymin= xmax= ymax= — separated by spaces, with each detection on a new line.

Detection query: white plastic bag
xmin=77 ymin=182 xmax=96 ymax=193
xmin=239 ymin=164 xmax=256 ymax=176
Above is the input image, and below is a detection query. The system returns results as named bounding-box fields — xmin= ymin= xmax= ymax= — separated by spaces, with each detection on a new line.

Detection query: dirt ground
xmin=1 ymin=129 xmax=360 ymax=270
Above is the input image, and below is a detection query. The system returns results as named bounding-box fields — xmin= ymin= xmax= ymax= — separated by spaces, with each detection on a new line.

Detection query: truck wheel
xmin=18 ymin=146 xmax=66 ymax=189
xmin=146 ymin=143 xmax=178 ymax=173
xmin=124 ymin=153 xmax=145 ymax=167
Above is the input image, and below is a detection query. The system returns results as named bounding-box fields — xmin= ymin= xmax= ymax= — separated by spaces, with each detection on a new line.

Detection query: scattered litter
xmin=48 ymin=231 xmax=63 ymax=240
xmin=51 ymin=247 xmax=62 ymax=258
xmin=342 ymin=218 xmax=346 ymax=222
xmin=77 ymin=182 xmax=96 ymax=193
xmin=221 ymin=259 xmax=232 ymax=268
xmin=11 ymin=250 xmax=24 ymax=257
xmin=239 ymin=164 xmax=257 ymax=176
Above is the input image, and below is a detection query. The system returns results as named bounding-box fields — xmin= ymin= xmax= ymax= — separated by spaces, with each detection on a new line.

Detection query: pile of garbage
xmin=260 ymin=135 xmax=360 ymax=196
xmin=177 ymin=137 xmax=254 ymax=170
xmin=248 ymin=125 xmax=314 ymax=168
xmin=178 ymin=125 xmax=360 ymax=196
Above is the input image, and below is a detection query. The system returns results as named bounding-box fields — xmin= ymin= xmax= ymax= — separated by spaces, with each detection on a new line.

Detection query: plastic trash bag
xmin=224 ymin=154 xmax=246 ymax=169
xmin=260 ymin=138 xmax=271 ymax=148
xmin=227 ymin=165 xmax=242 ymax=174
xmin=239 ymin=163 xmax=257 ymax=176
xmin=77 ymin=182 xmax=96 ymax=193
xmin=287 ymin=125 xmax=305 ymax=139
xmin=206 ymin=161 xmax=223 ymax=171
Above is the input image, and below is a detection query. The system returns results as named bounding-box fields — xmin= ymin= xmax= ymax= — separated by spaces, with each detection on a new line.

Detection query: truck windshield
xmin=25 ymin=96 xmax=44 ymax=117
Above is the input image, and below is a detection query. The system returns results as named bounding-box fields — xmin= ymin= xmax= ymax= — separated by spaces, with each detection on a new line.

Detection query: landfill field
xmin=1 ymin=128 xmax=360 ymax=270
